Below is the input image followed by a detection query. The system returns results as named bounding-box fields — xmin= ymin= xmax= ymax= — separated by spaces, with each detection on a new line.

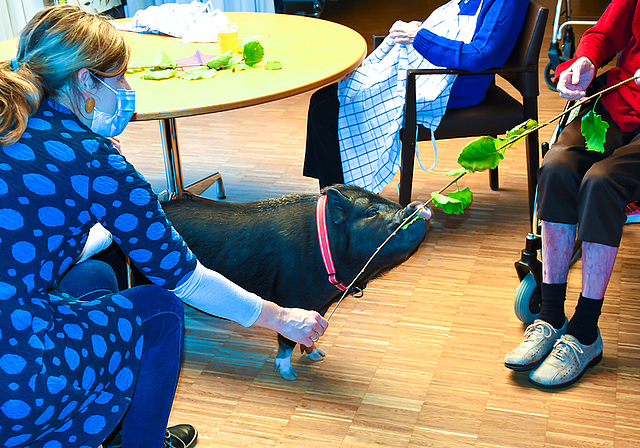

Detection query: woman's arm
xmin=412 ymin=0 xmax=528 ymax=72
xmin=171 ymin=262 xmax=327 ymax=346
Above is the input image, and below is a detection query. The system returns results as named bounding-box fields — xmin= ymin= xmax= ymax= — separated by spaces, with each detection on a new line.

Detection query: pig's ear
xmin=325 ymin=187 xmax=349 ymax=225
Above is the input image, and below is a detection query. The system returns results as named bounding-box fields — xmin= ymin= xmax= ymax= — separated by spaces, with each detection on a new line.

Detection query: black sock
xmin=538 ymin=282 xmax=567 ymax=329
xmin=566 ymin=294 xmax=603 ymax=345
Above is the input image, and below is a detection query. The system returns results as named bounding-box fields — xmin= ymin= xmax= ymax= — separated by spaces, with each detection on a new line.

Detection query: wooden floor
xmin=116 ymin=0 xmax=640 ymax=446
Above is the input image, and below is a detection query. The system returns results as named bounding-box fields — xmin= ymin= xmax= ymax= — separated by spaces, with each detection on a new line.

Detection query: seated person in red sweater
xmin=505 ymin=0 xmax=640 ymax=389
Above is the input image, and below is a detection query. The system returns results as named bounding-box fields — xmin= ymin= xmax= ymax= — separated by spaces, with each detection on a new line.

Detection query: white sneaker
xmin=504 ymin=318 xmax=568 ymax=371
xmin=529 ymin=331 xmax=603 ymax=389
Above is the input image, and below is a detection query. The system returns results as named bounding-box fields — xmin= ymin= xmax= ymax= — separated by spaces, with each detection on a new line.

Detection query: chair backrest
xmin=374 ymin=0 xmax=548 ymax=98
xmin=501 ymin=0 xmax=549 ymax=98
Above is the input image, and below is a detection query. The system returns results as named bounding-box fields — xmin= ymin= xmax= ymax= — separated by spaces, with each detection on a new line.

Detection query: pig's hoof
xmin=306 ymin=348 xmax=325 ymax=362
xmin=275 ymin=357 xmax=298 ymax=381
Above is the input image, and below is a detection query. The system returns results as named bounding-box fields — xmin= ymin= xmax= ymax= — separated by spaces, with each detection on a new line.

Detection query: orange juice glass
xmin=217 ymin=22 xmax=238 ymax=54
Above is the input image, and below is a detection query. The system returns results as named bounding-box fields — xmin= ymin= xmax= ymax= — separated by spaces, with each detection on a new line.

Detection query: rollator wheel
xmin=514 ymin=272 xmax=541 ymax=324
xmin=544 ymin=61 xmax=558 ymax=91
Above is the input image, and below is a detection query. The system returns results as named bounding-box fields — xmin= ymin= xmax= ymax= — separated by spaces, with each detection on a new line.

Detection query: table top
xmin=0 ymin=12 xmax=367 ymax=121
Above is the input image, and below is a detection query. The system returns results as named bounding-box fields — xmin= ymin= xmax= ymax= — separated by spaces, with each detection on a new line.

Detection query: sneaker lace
xmin=164 ymin=430 xmax=173 ymax=448
xmin=523 ymin=320 xmax=555 ymax=342
xmin=551 ymin=337 xmax=584 ymax=364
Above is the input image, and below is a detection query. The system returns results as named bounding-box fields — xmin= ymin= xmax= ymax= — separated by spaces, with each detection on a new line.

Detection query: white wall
xmin=0 ymin=0 xmax=44 ymax=40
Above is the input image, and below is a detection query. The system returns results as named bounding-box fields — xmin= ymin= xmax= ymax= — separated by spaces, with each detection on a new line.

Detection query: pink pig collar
xmin=316 ymin=194 xmax=364 ymax=296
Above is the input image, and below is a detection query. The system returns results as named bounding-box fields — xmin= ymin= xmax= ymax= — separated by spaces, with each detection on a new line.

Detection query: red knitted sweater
xmin=556 ymin=0 xmax=640 ymax=131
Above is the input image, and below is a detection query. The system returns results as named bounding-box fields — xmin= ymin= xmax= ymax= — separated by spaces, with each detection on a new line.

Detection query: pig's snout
xmin=406 ymin=201 xmax=432 ymax=221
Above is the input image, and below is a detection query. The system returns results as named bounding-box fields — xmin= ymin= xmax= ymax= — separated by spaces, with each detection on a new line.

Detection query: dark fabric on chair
xmin=423 ymin=84 xmax=527 ymax=139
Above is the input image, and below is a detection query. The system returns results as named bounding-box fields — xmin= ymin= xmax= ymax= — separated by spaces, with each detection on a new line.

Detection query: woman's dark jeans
xmin=59 ymin=259 xmax=184 ymax=448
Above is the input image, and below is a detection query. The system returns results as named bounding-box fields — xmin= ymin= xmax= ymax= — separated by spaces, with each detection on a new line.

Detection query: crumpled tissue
xmin=112 ymin=0 xmax=229 ymax=43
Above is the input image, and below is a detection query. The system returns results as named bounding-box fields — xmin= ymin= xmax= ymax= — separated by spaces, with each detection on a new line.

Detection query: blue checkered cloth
xmin=337 ymin=0 xmax=481 ymax=193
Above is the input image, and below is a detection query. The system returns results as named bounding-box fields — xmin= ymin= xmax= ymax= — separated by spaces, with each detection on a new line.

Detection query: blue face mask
xmin=89 ymin=73 xmax=135 ymax=137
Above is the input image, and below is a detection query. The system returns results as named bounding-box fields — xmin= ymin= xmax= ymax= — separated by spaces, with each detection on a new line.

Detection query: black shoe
xmin=101 ymin=425 xmax=122 ymax=448
xmin=164 ymin=424 xmax=198 ymax=448
xmin=101 ymin=424 xmax=198 ymax=448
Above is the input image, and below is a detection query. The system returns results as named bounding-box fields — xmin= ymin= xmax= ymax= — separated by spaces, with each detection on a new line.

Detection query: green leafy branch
xmin=430 ymin=74 xmax=639 ymax=215
xmin=127 ymin=41 xmax=282 ymax=81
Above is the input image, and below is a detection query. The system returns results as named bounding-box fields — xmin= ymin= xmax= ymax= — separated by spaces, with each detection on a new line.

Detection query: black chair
xmin=382 ymin=0 xmax=548 ymax=222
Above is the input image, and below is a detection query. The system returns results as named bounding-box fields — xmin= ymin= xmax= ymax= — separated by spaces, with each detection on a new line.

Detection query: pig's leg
xmin=275 ymin=335 xmax=298 ymax=381
xmin=300 ymin=343 xmax=325 ymax=362
xmin=275 ymin=345 xmax=297 ymax=380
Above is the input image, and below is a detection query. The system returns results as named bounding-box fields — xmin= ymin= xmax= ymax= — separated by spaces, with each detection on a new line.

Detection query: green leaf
xmin=581 ymin=109 xmax=609 ymax=153
xmin=177 ymin=67 xmax=217 ymax=80
xmin=490 ymin=119 xmax=539 ymax=153
xmin=400 ymin=214 xmax=426 ymax=230
xmin=140 ymin=69 xmax=176 ymax=80
xmin=243 ymin=40 xmax=264 ymax=67
xmin=126 ymin=61 xmax=148 ymax=74
xmin=457 ymin=136 xmax=504 ymax=172
xmin=505 ymin=119 xmax=537 ymax=142
xmin=494 ymin=137 xmax=508 ymax=152
xmin=150 ymin=50 xmax=176 ymax=70
xmin=444 ymin=167 xmax=469 ymax=177
xmin=448 ymin=187 xmax=473 ymax=209
xmin=206 ymin=50 xmax=233 ymax=70
xmin=431 ymin=191 xmax=464 ymax=215
xmin=265 ymin=60 xmax=282 ymax=70
xmin=232 ymin=63 xmax=253 ymax=71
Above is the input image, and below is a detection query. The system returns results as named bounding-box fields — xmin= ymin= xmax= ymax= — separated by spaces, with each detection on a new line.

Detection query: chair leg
xmin=489 ymin=168 xmax=499 ymax=191
xmin=526 ymin=133 xmax=540 ymax=224
xmin=399 ymin=137 xmax=416 ymax=206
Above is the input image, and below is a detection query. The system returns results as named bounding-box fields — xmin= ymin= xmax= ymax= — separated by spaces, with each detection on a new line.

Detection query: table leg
xmin=158 ymin=117 xmax=226 ymax=200
xmin=159 ymin=117 xmax=185 ymax=199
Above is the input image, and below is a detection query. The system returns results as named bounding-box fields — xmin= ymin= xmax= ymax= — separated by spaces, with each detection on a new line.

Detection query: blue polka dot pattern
xmin=22 ymin=173 xmax=56 ymax=195
xmin=0 ymin=209 xmax=24 ymax=231
xmin=3 ymin=143 xmax=35 ymax=161
xmin=38 ymin=207 xmax=65 ymax=228
xmin=1 ymin=99 xmax=196 ymax=447
xmin=44 ymin=141 xmax=75 ymax=162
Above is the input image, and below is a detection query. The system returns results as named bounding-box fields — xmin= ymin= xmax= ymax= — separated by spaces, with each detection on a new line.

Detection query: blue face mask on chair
xmin=89 ymin=73 xmax=135 ymax=137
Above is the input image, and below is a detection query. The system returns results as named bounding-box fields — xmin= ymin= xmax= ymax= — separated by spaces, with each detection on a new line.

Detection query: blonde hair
xmin=0 ymin=4 xmax=130 ymax=145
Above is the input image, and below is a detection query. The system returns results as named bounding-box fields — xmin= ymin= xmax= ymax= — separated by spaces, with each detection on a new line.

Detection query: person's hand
xmin=255 ymin=301 xmax=328 ymax=347
xmin=278 ymin=307 xmax=328 ymax=347
xmin=388 ymin=20 xmax=422 ymax=45
xmin=556 ymin=56 xmax=597 ymax=100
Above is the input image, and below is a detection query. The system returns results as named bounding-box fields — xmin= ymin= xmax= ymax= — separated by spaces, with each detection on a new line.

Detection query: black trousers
xmin=303 ymin=83 xmax=344 ymax=189
xmin=538 ymin=84 xmax=640 ymax=247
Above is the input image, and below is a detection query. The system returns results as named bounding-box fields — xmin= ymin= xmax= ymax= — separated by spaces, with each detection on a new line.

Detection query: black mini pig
xmin=161 ymin=184 xmax=430 ymax=380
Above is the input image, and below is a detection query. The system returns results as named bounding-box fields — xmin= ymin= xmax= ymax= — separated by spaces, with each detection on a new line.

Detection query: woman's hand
xmin=255 ymin=301 xmax=328 ymax=347
xmin=556 ymin=56 xmax=597 ymax=100
xmin=388 ymin=20 xmax=422 ymax=45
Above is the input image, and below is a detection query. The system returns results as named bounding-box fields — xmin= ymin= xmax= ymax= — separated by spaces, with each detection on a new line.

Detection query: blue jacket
xmin=412 ymin=0 xmax=529 ymax=108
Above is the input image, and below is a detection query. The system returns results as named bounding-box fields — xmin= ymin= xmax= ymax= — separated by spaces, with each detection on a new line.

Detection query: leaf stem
xmin=326 ymin=74 xmax=640 ymax=323
xmin=496 ymin=74 xmax=640 ymax=152
xmin=326 ymin=172 xmax=465 ymax=321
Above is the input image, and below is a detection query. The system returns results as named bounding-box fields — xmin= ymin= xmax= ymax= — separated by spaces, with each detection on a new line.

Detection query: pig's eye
xmin=364 ymin=207 xmax=379 ymax=218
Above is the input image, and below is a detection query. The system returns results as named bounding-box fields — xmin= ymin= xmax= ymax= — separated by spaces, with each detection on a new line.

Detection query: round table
xmin=0 ymin=12 xmax=367 ymax=198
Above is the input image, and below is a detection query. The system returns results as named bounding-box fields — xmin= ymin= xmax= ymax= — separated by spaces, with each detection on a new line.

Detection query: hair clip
xmin=10 ymin=57 xmax=19 ymax=71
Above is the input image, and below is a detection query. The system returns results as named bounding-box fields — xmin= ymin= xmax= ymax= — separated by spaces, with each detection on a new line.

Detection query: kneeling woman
xmin=0 ymin=5 xmax=327 ymax=448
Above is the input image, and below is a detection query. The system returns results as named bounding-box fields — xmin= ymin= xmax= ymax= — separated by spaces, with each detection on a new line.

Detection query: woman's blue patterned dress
xmin=0 ymin=100 xmax=197 ymax=448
